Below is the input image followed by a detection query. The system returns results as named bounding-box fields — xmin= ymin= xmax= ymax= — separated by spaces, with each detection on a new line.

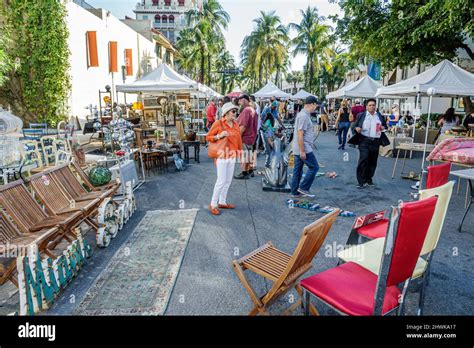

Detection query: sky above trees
xmin=87 ymin=0 xmax=342 ymax=71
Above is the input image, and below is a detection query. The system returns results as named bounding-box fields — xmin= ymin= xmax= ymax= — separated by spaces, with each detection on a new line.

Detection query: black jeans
xmin=357 ymin=137 xmax=380 ymax=185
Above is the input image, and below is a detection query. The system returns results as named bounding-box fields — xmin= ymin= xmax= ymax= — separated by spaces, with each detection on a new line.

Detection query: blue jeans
xmin=338 ymin=122 xmax=350 ymax=147
xmin=291 ymin=151 xmax=319 ymax=195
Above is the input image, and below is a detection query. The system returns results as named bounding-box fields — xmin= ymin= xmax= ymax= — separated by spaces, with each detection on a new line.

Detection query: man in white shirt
xmin=353 ymin=98 xmax=387 ymax=188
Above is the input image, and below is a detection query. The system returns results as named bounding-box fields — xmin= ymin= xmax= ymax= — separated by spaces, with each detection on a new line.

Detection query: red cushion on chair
xmin=301 ymin=262 xmax=401 ymax=316
xmin=356 ymin=219 xmax=389 ymax=239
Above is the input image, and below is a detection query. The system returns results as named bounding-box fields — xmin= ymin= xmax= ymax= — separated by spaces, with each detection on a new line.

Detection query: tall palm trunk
xmin=199 ymin=49 xmax=205 ymax=83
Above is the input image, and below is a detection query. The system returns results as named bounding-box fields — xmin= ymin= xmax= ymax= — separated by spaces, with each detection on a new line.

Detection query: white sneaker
xmin=297 ymin=188 xmax=315 ymax=198
xmin=411 ymin=181 xmax=420 ymax=190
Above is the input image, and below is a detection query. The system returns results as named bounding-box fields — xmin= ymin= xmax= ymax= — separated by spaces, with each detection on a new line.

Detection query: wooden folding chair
xmin=0 ymin=180 xmax=81 ymax=252
xmin=48 ymin=163 xmax=120 ymax=240
xmin=50 ymin=163 xmax=117 ymax=202
xmin=0 ymin=210 xmax=59 ymax=286
xmin=70 ymin=160 xmax=120 ymax=193
xmin=233 ymin=209 xmax=340 ymax=316
xmin=27 ymin=170 xmax=102 ymax=232
xmin=28 ymin=168 xmax=118 ymax=247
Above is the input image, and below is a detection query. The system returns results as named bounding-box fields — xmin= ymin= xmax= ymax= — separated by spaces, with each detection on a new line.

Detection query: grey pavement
xmin=1 ymin=131 xmax=473 ymax=315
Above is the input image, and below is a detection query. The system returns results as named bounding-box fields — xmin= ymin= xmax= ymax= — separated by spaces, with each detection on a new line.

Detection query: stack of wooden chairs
xmin=0 ymin=160 xmax=136 ymax=290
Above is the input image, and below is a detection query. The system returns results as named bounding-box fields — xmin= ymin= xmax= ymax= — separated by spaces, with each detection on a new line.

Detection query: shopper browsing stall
xmin=290 ymin=96 xmax=320 ymax=198
xmin=206 ymin=102 xmax=243 ymax=215
xmin=235 ymin=95 xmax=258 ymax=179
xmin=352 ymin=98 xmax=388 ymax=188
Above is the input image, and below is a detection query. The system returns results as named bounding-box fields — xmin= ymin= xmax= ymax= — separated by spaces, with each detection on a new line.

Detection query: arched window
xmin=178 ymin=0 xmax=185 ymax=6
xmin=169 ymin=15 xmax=175 ymax=23
xmin=154 ymin=14 xmax=161 ymax=23
xmin=164 ymin=0 xmax=171 ymax=6
xmin=162 ymin=15 xmax=168 ymax=23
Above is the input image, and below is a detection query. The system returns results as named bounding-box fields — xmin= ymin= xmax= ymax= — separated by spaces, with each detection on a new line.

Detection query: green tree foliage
xmin=176 ymin=0 xmax=230 ymax=88
xmin=285 ymin=70 xmax=304 ymax=94
xmin=289 ymin=6 xmax=333 ymax=94
xmin=0 ymin=0 xmax=71 ymax=126
xmin=332 ymin=0 xmax=474 ymax=70
xmin=240 ymin=11 xmax=290 ymax=91
xmin=0 ymin=25 xmax=12 ymax=87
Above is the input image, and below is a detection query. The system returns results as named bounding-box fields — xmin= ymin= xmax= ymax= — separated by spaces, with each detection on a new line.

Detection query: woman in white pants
xmin=206 ymin=102 xmax=243 ymax=215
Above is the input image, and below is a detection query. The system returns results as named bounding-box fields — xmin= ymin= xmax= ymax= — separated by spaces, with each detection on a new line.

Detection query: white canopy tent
xmin=253 ymin=82 xmax=291 ymax=99
xmin=292 ymin=89 xmax=315 ymax=100
xmin=375 ymin=60 xmax=474 ymax=98
xmin=327 ymin=75 xmax=383 ymax=99
xmin=375 ymin=60 xmax=474 ymax=187
xmin=116 ymin=63 xmax=198 ymax=93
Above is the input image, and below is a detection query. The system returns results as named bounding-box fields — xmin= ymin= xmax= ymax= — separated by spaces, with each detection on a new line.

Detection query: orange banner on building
xmin=125 ymin=49 xmax=133 ymax=76
xmin=86 ymin=31 xmax=99 ymax=67
xmin=109 ymin=41 xmax=118 ymax=73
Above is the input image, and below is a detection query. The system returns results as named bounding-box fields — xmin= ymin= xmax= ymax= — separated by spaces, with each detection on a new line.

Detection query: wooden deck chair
xmin=337 ymin=181 xmax=454 ymax=315
xmin=302 ymin=196 xmax=438 ymax=316
xmin=27 ymin=170 xmax=102 ymax=234
xmin=49 ymin=163 xmax=117 ymax=202
xmin=0 ymin=210 xmax=59 ymax=286
xmin=70 ymin=160 xmax=120 ymax=193
xmin=0 ymin=180 xmax=81 ymax=250
xmin=233 ymin=209 xmax=340 ymax=316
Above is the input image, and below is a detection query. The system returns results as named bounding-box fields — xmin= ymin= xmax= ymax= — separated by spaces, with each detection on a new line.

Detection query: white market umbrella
xmin=253 ymin=82 xmax=291 ymax=99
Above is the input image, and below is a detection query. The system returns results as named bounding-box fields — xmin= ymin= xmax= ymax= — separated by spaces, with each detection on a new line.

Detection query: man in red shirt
xmin=235 ymin=95 xmax=258 ymax=179
xmin=351 ymin=99 xmax=365 ymax=122
xmin=206 ymin=98 xmax=217 ymax=130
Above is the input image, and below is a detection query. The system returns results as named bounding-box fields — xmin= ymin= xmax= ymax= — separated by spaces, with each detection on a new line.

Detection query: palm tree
xmin=286 ymin=70 xmax=304 ymax=94
xmin=290 ymin=6 xmax=332 ymax=93
xmin=215 ymin=50 xmax=236 ymax=94
xmin=240 ymin=11 xmax=289 ymax=90
xmin=183 ymin=0 xmax=230 ymax=84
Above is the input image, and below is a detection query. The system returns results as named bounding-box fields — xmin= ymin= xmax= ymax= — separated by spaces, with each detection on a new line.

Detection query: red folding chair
xmin=426 ymin=162 xmax=450 ymax=189
xmin=349 ymin=162 xmax=451 ymax=244
xmin=301 ymin=196 xmax=438 ymax=316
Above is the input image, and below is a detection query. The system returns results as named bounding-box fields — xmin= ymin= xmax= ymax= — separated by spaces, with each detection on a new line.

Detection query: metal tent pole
xmin=420 ymin=91 xmax=434 ymax=189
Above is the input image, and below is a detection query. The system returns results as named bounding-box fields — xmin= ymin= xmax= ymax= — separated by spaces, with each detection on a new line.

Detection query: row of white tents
xmin=327 ymin=59 xmax=474 ymax=100
xmin=116 ymin=60 xmax=474 ymax=103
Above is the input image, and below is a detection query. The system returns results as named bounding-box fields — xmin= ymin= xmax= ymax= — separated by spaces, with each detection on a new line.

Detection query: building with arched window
xmin=134 ymin=0 xmax=202 ymax=43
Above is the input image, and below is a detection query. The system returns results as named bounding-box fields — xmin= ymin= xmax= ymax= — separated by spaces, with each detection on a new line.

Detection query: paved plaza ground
xmin=1 ymin=131 xmax=473 ymax=316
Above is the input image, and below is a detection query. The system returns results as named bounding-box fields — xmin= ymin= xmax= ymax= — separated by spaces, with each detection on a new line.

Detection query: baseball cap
xmin=304 ymin=96 xmax=318 ymax=105
xmin=238 ymin=94 xmax=250 ymax=102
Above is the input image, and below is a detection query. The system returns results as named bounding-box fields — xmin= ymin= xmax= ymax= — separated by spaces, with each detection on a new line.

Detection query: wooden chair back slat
xmin=271 ymin=209 xmax=340 ymax=293
xmin=28 ymin=172 xmax=74 ymax=214
xmin=70 ymin=161 xmax=95 ymax=191
xmin=51 ymin=166 xmax=86 ymax=199
xmin=0 ymin=180 xmax=48 ymax=233
xmin=0 ymin=210 xmax=21 ymax=244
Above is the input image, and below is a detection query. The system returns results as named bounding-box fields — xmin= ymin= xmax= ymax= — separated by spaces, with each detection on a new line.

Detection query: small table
xmin=182 ymin=140 xmax=200 ymax=163
xmin=450 ymin=168 xmax=474 ymax=232
xmin=391 ymin=142 xmax=436 ymax=179
xmin=138 ymin=149 xmax=167 ymax=172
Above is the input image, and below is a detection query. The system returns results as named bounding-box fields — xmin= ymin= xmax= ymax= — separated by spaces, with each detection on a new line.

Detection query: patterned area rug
xmin=74 ymin=209 xmax=198 ymax=315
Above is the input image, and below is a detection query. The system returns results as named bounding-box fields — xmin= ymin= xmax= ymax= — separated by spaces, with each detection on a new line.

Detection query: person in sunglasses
xmin=206 ymin=102 xmax=243 ymax=216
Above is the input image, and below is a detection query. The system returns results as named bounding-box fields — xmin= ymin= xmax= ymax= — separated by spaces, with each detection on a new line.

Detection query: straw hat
xmin=221 ymin=102 xmax=238 ymax=117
